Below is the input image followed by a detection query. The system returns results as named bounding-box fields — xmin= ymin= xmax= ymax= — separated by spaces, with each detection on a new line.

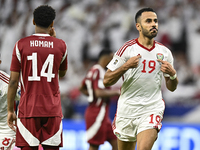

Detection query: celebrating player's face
xmin=140 ymin=12 xmax=158 ymax=39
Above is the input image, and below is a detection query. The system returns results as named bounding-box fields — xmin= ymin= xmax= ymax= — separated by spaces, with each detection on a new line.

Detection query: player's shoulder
xmin=116 ymin=39 xmax=137 ymax=57
xmin=87 ymin=64 xmax=103 ymax=76
xmin=124 ymin=38 xmax=137 ymax=47
xmin=89 ymin=64 xmax=100 ymax=73
xmin=155 ymin=41 xmax=170 ymax=50
xmin=155 ymin=41 xmax=172 ymax=52
xmin=18 ymin=35 xmax=34 ymax=42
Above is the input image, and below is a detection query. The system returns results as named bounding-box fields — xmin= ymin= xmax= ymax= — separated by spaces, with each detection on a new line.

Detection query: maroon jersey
xmin=82 ymin=64 xmax=110 ymax=107
xmin=10 ymin=34 xmax=68 ymax=118
xmin=81 ymin=64 xmax=116 ymax=144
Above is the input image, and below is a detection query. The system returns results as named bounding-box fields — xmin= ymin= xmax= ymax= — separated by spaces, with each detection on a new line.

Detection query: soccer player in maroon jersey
xmin=79 ymin=49 xmax=120 ymax=150
xmin=7 ymin=5 xmax=68 ymax=150
xmin=104 ymin=8 xmax=178 ymax=150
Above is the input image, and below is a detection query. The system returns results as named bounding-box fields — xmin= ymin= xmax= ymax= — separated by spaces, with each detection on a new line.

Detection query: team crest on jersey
xmin=113 ymin=59 xmax=118 ymax=65
xmin=115 ymin=132 xmax=121 ymax=138
xmin=156 ymin=53 xmax=164 ymax=60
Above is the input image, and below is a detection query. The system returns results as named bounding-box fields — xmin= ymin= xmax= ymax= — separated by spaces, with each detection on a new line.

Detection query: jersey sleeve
xmin=93 ymin=69 xmax=105 ymax=90
xmin=10 ymin=41 xmax=21 ymax=72
xmin=107 ymin=54 xmax=126 ymax=71
xmin=59 ymin=41 xmax=68 ymax=71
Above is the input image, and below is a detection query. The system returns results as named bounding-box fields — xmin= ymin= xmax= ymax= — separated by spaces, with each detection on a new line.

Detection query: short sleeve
xmin=106 ymin=55 xmax=126 ymax=71
xmin=10 ymin=41 xmax=21 ymax=72
xmin=59 ymin=42 xmax=68 ymax=71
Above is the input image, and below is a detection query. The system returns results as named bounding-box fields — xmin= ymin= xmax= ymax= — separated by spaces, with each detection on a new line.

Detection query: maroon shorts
xmin=16 ymin=117 xmax=63 ymax=147
xmin=85 ymin=105 xmax=116 ymax=145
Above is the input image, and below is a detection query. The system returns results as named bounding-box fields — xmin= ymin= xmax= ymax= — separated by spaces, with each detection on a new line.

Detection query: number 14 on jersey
xmin=27 ymin=53 xmax=55 ymax=82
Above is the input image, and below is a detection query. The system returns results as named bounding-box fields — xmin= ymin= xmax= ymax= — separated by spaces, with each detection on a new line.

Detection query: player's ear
xmin=135 ymin=23 xmax=141 ymax=31
xmin=33 ymin=19 xmax=36 ymax=25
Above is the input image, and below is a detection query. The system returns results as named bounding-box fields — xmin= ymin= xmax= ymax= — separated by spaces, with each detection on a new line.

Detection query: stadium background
xmin=1 ymin=0 xmax=200 ymax=149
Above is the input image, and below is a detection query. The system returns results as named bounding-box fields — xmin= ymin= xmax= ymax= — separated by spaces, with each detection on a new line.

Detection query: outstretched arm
xmin=103 ymin=55 xmax=141 ymax=87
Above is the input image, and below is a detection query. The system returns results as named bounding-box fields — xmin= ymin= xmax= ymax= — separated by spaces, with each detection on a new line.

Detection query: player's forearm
xmin=166 ymin=77 xmax=178 ymax=92
xmin=7 ymin=80 xmax=18 ymax=112
xmin=7 ymin=72 xmax=19 ymax=112
xmin=95 ymin=89 xmax=120 ymax=98
xmin=103 ymin=65 xmax=128 ymax=87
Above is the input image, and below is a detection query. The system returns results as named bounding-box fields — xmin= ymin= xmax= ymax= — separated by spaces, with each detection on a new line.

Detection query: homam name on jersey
xmin=30 ymin=40 xmax=53 ymax=48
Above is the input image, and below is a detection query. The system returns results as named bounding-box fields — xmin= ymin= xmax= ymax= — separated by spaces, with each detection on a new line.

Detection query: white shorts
xmin=0 ymin=136 xmax=15 ymax=150
xmin=112 ymin=112 xmax=163 ymax=142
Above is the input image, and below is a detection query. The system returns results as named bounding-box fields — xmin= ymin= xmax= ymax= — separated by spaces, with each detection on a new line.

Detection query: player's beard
xmin=141 ymin=25 xmax=158 ymax=39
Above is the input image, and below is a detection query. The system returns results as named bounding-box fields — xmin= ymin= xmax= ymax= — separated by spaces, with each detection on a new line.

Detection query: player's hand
xmin=7 ymin=111 xmax=17 ymax=132
xmin=126 ymin=54 xmax=141 ymax=68
xmin=49 ymin=27 xmax=56 ymax=38
xmin=157 ymin=59 xmax=176 ymax=76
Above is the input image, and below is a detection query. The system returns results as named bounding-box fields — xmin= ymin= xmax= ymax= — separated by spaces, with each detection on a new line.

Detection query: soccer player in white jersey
xmin=0 ymin=58 xmax=20 ymax=150
xmin=103 ymin=7 xmax=178 ymax=150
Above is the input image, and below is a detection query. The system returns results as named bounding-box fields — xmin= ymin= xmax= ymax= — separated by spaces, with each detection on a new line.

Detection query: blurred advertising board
xmin=61 ymin=119 xmax=200 ymax=150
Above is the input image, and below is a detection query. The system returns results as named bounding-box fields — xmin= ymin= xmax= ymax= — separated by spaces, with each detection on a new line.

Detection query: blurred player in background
xmin=0 ymin=56 xmax=20 ymax=150
xmin=7 ymin=5 xmax=68 ymax=150
xmin=103 ymin=7 xmax=178 ymax=150
xmin=79 ymin=49 xmax=120 ymax=150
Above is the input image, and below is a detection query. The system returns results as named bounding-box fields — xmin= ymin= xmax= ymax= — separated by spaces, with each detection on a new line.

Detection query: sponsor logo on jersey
xmin=113 ymin=59 xmax=118 ymax=65
xmin=156 ymin=53 xmax=164 ymax=60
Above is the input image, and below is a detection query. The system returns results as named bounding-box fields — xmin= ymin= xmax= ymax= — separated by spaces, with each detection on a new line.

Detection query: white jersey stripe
xmin=61 ymin=43 xmax=68 ymax=64
xmin=41 ymin=120 xmax=63 ymax=146
xmin=17 ymin=118 xmax=40 ymax=146
xmin=15 ymin=42 xmax=21 ymax=63
xmin=0 ymin=73 xmax=9 ymax=84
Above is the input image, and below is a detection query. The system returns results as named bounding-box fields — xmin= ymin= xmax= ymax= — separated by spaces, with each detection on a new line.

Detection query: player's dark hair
xmin=98 ymin=48 xmax=112 ymax=59
xmin=135 ymin=7 xmax=155 ymax=23
xmin=33 ymin=5 xmax=56 ymax=28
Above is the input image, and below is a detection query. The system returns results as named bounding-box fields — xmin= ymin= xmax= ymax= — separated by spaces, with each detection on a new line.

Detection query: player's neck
xmin=35 ymin=27 xmax=49 ymax=34
xmin=138 ymin=36 xmax=154 ymax=49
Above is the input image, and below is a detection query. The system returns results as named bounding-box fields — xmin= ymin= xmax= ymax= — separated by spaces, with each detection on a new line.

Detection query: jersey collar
xmin=136 ymin=38 xmax=155 ymax=52
xmin=32 ymin=33 xmax=50 ymax=36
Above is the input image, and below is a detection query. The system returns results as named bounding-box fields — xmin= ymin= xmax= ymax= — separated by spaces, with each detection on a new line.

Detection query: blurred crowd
xmin=1 ymin=0 xmax=200 ymax=122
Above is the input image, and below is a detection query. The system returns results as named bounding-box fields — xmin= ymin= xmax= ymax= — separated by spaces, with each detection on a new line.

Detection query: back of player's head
xmin=98 ymin=48 xmax=113 ymax=59
xmin=135 ymin=7 xmax=155 ymax=23
xmin=33 ymin=5 xmax=56 ymax=28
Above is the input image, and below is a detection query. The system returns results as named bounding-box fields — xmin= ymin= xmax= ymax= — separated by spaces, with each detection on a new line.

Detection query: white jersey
xmin=0 ymin=70 xmax=20 ymax=136
xmin=107 ymin=38 xmax=173 ymax=118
